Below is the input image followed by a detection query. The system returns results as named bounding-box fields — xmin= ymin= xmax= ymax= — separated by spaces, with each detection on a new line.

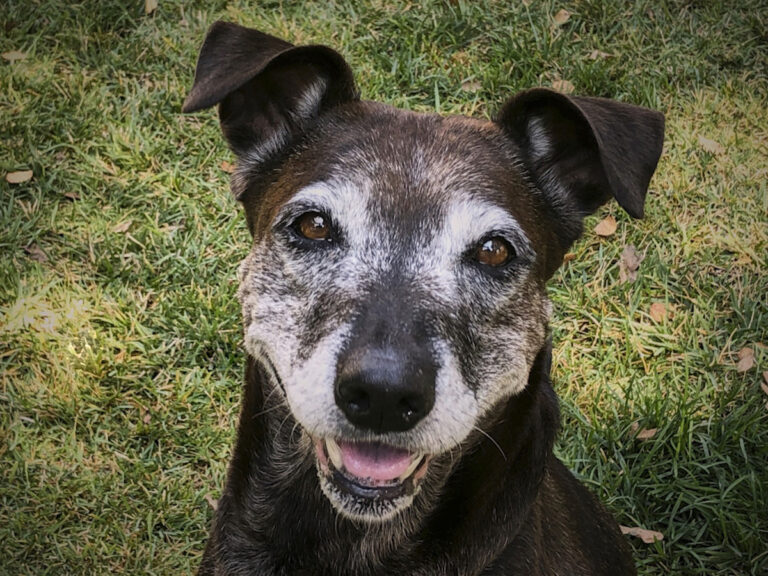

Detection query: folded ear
xmin=182 ymin=21 xmax=358 ymax=165
xmin=497 ymin=88 xmax=664 ymax=221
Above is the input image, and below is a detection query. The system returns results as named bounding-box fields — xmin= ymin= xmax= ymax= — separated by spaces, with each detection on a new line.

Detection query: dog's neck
xmin=211 ymin=343 xmax=559 ymax=575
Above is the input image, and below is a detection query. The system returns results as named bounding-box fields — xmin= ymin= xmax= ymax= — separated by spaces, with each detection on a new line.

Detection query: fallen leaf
xmin=63 ymin=191 xmax=80 ymax=201
xmin=6 ymin=170 xmax=33 ymax=184
xmin=142 ymin=411 xmax=151 ymax=424
xmin=620 ymin=525 xmax=664 ymax=544
xmin=553 ymin=8 xmax=571 ymax=26
xmin=736 ymin=347 xmax=755 ymax=372
xmin=205 ymin=494 xmax=219 ymax=510
xmin=619 ymin=245 xmax=642 ymax=283
xmin=760 ymin=375 xmax=768 ymax=397
xmin=145 ymin=0 xmax=158 ymax=15
xmin=2 ymin=50 xmax=27 ymax=62
xmin=630 ymin=421 xmax=657 ymax=440
xmin=589 ymin=49 xmax=611 ymax=60
xmin=461 ymin=79 xmax=482 ymax=92
xmin=220 ymin=160 xmax=235 ymax=173
xmin=551 ymin=79 xmax=575 ymax=94
xmin=594 ymin=215 xmax=617 ymax=237
xmin=649 ymin=302 xmax=667 ymax=322
xmin=113 ymin=220 xmax=133 ymax=233
xmin=24 ymin=243 xmax=48 ymax=262
xmin=563 ymin=252 xmax=576 ymax=263
xmin=698 ymin=135 xmax=724 ymax=155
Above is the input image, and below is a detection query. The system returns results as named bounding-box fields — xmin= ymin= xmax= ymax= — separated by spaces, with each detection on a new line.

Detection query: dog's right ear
xmin=182 ymin=22 xmax=358 ymax=165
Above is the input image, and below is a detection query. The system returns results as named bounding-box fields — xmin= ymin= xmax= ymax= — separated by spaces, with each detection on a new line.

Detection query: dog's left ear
xmin=497 ymin=88 xmax=664 ymax=224
xmin=182 ymin=22 xmax=358 ymax=166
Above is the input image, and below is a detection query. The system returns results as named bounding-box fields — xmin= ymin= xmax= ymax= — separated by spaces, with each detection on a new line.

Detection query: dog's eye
xmin=474 ymin=237 xmax=514 ymax=268
xmin=294 ymin=211 xmax=332 ymax=242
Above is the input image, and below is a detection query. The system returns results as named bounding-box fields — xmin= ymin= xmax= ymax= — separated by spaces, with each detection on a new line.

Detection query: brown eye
xmin=295 ymin=212 xmax=331 ymax=241
xmin=475 ymin=237 xmax=513 ymax=267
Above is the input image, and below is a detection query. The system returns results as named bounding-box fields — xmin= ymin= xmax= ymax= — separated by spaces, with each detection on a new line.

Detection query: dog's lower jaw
xmin=199 ymin=344 xmax=636 ymax=576
xmin=313 ymin=438 xmax=430 ymax=522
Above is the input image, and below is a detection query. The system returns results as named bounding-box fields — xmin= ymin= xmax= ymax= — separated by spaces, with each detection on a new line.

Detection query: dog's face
xmin=237 ymin=109 xmax=554 ymax=519
xmin=184 ymin=23 xmax=664 ymax=522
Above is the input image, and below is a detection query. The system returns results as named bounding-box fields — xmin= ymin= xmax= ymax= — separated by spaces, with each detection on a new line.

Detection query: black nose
xmin=335 ymin=346 xmax=436 ymax=433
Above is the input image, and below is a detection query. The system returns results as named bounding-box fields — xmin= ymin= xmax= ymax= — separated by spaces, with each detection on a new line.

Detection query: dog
xmin=182 ymin=22 xmax=664 ymax=576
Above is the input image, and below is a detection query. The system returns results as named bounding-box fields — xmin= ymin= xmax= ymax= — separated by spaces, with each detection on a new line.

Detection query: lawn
xmin=1 ymin=1 xmax=766 ymax=574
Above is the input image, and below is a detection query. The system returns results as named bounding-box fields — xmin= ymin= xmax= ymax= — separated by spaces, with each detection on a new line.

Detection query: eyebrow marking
xmin=437 ymin=196 xmax=533 ymax=258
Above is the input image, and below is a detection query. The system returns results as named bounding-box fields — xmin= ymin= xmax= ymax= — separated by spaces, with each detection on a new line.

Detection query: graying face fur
xmin=236 ymin=105 xmax=552 ymax=520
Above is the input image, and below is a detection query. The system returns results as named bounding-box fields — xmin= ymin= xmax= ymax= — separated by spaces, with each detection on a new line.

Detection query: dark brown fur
xmin=183 ymin=22 xmax=664 ymax=576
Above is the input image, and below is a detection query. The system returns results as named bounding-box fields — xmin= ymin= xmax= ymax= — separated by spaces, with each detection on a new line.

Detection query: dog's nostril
xmin=398 ymin=397 xmax=421 ymax=421
xmin=338 ymin=382 xmax=371 ymax=416
xmin=347 ymin=391 xmax=370 ymax=414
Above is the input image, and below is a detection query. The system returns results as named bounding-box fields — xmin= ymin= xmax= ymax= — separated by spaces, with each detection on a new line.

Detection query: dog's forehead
xmin=274 ymin=104 xmax=542 ymax=242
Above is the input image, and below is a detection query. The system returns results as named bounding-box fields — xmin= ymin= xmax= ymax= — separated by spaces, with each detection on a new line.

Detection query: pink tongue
xmin=338 ymin=441 xmax=414 ymax=481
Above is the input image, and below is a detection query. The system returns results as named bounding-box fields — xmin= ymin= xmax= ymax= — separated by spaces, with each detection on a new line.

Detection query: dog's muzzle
xmin=316 ymin=332 xmax=436 ymax=512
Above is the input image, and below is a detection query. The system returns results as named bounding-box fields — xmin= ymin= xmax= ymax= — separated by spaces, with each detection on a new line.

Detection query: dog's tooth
xmin=325 ymin=438 xmax=343 ymax=469
xmin=399 ymin=455 xmax=424 ymax=481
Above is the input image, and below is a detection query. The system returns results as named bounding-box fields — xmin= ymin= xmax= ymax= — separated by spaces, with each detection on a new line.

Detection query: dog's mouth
xmin=314 ymin=437 xmax=430 ymax=501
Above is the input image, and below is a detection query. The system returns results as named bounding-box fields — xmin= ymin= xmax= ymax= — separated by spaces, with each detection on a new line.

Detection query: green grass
xmin=1 ymin=0 xmax=766 ymax=574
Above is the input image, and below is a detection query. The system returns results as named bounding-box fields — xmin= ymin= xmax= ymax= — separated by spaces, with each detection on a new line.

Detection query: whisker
xmin=250 ymin=402 xmax=285 ymax=420
xmin=473 ymin=425 xmax=507 ymax=462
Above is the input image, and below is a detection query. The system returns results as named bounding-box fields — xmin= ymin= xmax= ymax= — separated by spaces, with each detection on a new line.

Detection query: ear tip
xmin=618 ymin=190 xmax=648 ymax=219
xmin=181 ymin=92 xmax=204 ymax=113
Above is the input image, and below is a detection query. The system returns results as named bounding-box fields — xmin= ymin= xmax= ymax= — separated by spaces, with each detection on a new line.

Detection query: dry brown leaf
xmin=563 ymin=252 xmax=576 ymax=263
xmin=2 ymin=50 xmax=27 ymax=62
xmin=619 ymin=245 xmax=642 ymax=283
xmin=629 ymin=421 xmax=657 ymax=440
xmin=649 ymin=302 xmax=667 ymax=322
xmin=6 ymin=170 xmax=33 ymax=184
xmin=461 ymin=79 xmax=482 ymax=92
xmin=205 ymin=494 xmax=219 ymax=510
xmin=736 ymin=347 xmax=755 ymax=372
xmin=760 ymin=376 xmax=768 ymax=397
xmin=698 ymin=135 xmax=724 ymax=155
xmin=551 ymin=79 xmax=575 ymax=94
xmin=145 ymin=0 xmax=158 ymax=15
xmin=594 ymin=215 xmax=617 ymax=237
xmin=142 ymin=411 xmax=151 ymax=425
xmin=589 ymin=49 xmax=611 ymax=60
xmin=553 ymin=9 xmax=571 ymax=26
xmin=620 ymin=525 xmax=664 ymax=544
xmin=220 ymin=160 xmax=235 ymax=173
xmin=24 ymin=244 xmax=48 ymax=262
xmin=63 ymin=191 xmax=80 ymax=201
xmin=113 ymin=220 xmax=133 ymax=234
